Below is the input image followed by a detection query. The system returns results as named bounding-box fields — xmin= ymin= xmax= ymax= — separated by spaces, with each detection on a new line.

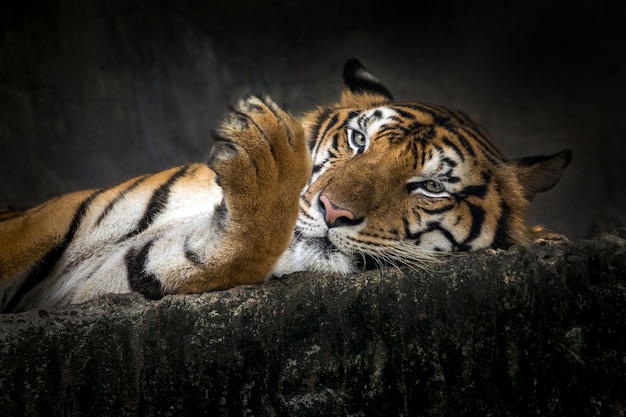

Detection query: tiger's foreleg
xmin=175 ymin=96 xmax=311 ymax=293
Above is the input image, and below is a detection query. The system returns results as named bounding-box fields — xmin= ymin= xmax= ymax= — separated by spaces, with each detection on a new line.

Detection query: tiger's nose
xmin=318 ymin=194 xmax=360 ymax=228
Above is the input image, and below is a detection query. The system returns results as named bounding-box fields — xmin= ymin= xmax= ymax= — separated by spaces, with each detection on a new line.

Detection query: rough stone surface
xmin=1 ymin=230 xmax=625 ymax=416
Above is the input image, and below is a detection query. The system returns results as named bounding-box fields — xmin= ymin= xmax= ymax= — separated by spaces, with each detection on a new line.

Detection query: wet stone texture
xmin=1 ymin=230 xmax=625 ymax=417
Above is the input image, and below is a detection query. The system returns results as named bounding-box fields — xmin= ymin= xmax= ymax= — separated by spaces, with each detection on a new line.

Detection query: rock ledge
xmin=1 ymin=230 xmax=625 ymax=416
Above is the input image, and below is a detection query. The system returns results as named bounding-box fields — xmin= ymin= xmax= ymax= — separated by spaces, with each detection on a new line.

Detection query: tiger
xmin=0 ymin=58 xmax=571 ymax=313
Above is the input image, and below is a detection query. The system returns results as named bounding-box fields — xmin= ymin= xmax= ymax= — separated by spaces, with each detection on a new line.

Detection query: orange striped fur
xmin=1 ymin=59 xmax=571 ymax=312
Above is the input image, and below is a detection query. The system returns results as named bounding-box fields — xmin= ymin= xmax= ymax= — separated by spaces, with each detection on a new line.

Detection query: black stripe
xmin=418 ymin=141 xmax=426 ymax=170
xmin=370 ymin=109 xmax=382 ymax=120
xmin=450 ymin=130 xmax=476 ymax=158
xmin=392 ymin=107 xmax=419 ymax=121
xmin=441 ymin=136 xmax=465 ymax=162
xmin=433 ymin=114 xmax=450 ymax=126
xmin=442 ymin=156 xmax=458 ymax=168
xmin=422 ymin=103 xmax=451 ymax=116
xmin=379 ymin=124 xmax=408 ymax=142
xmin=312 ymin=164 xmax=324 ymax=175
xmin=356 ymin=230 xmax=385 ymax=240
xmin=405 ymin=140 xmax=418 ymax=171
xmin=403 ymin=214 xmax=419 ymax=240
xmin=300 ymin=194 xmax=312 ymax=207
xmin=95 ymin=175 xmax=149 ymax=226
xmin=347 ymin=110 xmax=360 ymax=120
xmin=313 ymin=113 xmax=340 ymax=157
xmin=401 ymin=103 xmax=442 ymax=120
xmin=460 ymin=184 xmax=488 ymax=199
xmin=123 ymin=165 xmax=190 ymax=240
xmin=462 ymin=203 xmax=486 ymax=247
xmin=492 ymin=200 xmax=511 ymax=249
xmin=331 ymin=132 xmax=339 ymax=151
xmin=460 ymin=126 xmax=502 ymax=163
xmin=455 ymin=110 xmax=490 ymax=138
xmin=412 ymin=221 xmax=466 ymax=251
xmin=308 ymin=108 xmax=333 ymax=151
xmin=3 ymin=188 xmax=106 ymax=313
xmin=432 ymin=143 xmax=444 ymax=155
xmin=125 ymin=240 xmax=164 ymax=300
xmin=421 ymin=204 xmax=456 ymax=215
xmin=433 ymin=142 xmax=452 ymax=164
xmin=444 ymin=174 xmax=461 ymax=184
xmin=298 ymin=208 xmax=316 ymax=222
xmin=184 ymin=243 xmax=204 ymax=266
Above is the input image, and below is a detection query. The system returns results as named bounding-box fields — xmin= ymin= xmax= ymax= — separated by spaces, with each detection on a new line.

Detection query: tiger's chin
xmin=271 ymin=236 xmax=359 ymax=277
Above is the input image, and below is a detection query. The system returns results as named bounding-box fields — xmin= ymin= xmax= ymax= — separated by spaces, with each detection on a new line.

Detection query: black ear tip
xmin=341 ymin=58 xmax=394 ymax=101
xmin=561 ymin=149 xmax=573 ymax=166
xmin=343 ymin=58 xmax=366 ymax=77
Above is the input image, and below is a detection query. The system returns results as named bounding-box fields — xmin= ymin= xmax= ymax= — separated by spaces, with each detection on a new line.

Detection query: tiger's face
xmin=273 ymin=59 xmax=571 ymax=275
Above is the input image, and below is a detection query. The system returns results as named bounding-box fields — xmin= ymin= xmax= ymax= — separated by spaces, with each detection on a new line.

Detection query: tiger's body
xmin=0 ymin=59 xmax=571 ymax=313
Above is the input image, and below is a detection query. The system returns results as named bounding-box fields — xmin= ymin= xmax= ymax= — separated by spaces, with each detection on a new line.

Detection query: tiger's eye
xmin=425 ymin=180 xmax=444 ymax=193
xmin=353 ymin=132 xmax=367 ymax=147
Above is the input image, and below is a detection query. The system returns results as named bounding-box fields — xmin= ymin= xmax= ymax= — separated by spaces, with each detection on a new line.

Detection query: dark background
xmin=1 ymin=0 xmax=624 ymax=240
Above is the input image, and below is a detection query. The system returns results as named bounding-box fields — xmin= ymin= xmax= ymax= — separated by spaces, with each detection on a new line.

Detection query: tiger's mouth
xmin=302 ymin=236 xmax=377 ymax=271
xmin=304 ymin=236 xmax=343 ymax=259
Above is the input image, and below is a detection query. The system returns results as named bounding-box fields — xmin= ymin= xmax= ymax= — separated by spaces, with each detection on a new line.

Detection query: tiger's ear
xmin=508 ymin=149 xmax=572 ymax=201
xmin=341 ymin=58 xmax=394 ymax=106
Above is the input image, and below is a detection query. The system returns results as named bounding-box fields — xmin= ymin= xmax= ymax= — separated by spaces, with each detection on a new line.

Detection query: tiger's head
xmin=273 ymin=58 xmax=572 ymax=275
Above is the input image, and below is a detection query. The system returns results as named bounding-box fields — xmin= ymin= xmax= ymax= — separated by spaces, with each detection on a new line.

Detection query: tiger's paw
xmin=209 ymin=95 xmax=311 ymax=246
